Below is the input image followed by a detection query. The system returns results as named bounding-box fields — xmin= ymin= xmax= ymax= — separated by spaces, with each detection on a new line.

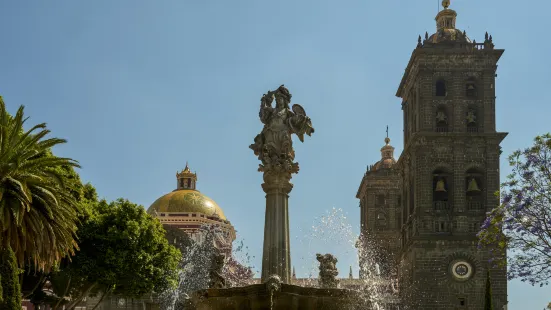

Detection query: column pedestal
xmin=260 ymin=172 xmax=293 ymax=284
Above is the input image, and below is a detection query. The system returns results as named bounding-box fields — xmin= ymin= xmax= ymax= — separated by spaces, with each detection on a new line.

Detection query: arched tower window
xmin=465 ymin=168 xmax=484 ymax=211
xmin=435 ymin=106 xmax=449 ymax=132
xmin=376 ymin=212 xmax=387 ymax=230
xmin=435 ymin=80 xmax=447 ymax=97
xmin=433 ymin=169 xmax=451 ymax=211
xmin=466 ymin=107 xmax=478 ymax=133
xmin=466 ymin=78 xmax=478 ymax=98
xmin=376 ymin=194 xmax=386 ymax=206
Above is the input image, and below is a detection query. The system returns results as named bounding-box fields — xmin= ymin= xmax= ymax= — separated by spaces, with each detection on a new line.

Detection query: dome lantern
xmin=436 ymin=0 xmax=457 ymax=31
xmin=426 ymin=0 xmax=471 ymax=44
xmin=176 ymin=162 xmax=198 ymax=190
xmin=372 ymin=127 xmax=396 ymax=171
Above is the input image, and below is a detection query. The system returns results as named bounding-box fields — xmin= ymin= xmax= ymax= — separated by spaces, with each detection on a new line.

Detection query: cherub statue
xmin=316 ymin=253 xmax=339 ymax=288
xmin=250 ymin=85 xmax=314 ymax=175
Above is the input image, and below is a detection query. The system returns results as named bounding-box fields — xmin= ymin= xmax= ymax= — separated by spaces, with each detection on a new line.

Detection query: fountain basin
xmin=192 ymin=283 xmax=361 ymax=310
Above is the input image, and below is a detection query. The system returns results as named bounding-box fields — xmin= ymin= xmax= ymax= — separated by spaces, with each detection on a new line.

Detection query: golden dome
xmin=147 ymin=189 xmax=227 ymax=221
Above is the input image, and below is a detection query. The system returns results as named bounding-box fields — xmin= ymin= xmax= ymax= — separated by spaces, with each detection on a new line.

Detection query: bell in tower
xmin=434 ymin=178 xmax=447 ymax=192
xmin=467 ymin=178 xmax=481 ymax=193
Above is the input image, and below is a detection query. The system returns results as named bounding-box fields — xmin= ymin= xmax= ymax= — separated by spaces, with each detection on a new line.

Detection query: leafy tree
xmin=479 ymin=133 xmax=551 ymax=286
xmin=21 ymin=182 xmax=98 ymax=308
xmin=0 ymin=96 xmax=81 ymax=269
xmin=52 ymin=199 xmax=181 ymax=309
xmin=0 ymin=246 xmax=21 ymax=310
xmin=484 ymin=270 xmax=493 ymax=310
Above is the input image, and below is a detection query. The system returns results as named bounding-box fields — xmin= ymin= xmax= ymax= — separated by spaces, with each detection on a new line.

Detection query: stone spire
xmin=292 ymin=266 xmax=296 ymax=279
xmin=349 ymin=266 xmax=353 ymax=279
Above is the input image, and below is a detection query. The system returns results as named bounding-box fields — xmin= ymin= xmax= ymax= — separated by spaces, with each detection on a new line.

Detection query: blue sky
xmin=1 ymin=0 xmax=549 ymax=308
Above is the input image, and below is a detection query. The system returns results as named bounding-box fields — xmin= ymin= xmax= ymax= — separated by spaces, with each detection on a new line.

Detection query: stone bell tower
xmin=395 ymin=1 xmax=507 ymax=308
xmin=356 ymin=132 xmax=401 ymax=280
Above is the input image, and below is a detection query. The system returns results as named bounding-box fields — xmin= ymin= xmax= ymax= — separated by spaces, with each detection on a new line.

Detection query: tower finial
xmin=385 ymin=126 xmax=390 ymax=145
xmin=442 ymin=0 xmax=450 ymax=9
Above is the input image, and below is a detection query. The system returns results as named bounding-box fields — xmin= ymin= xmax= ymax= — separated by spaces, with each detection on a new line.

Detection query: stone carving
xmin=250 ymin=85 xmax=314 ymax=176
xmin=466 ymin=110 xmax=477 ymax=124
xmin=435 ymin=145 xmax=452 ymax=154
xmin=264 ymin=275 xmax=282 ymax=309
xmin=175 ymin=294 xmax=194 ymax=310
xmin=264 ymin=274 xmax=282 ymax=293
xmin=316 ymin=253 xmax=339 ymax=289
xmin=415 ymin=136 xmax=428 ymax=146
xmin=435 ymin=111 xmax=448 ymax=123
xmin=208 ymin=251 xmax=227 ymax=289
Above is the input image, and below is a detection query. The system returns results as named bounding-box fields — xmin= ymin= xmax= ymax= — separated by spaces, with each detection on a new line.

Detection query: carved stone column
xmin=249 ymin=85 xmax=314 ymax=284
xmin=261 ymin=171 xmax=293 ymax=283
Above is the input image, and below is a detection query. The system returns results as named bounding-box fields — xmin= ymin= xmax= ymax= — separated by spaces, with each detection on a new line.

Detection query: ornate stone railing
xmin=434 ymin=201 xmax=450 ymax=211
xmin=467 ymin=201 xmax=483 ymax=211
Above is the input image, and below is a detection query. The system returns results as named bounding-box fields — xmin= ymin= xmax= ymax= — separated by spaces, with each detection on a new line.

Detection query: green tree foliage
xmin=484 ymin=270 xmax=493 ymax=310
xmin=0 ymin=247 xmax=21 ymax=310
xmin=52 ymin=199 xmax=181 ymax=308
xmin=21 ymin=169 xmax=97 ymax=306
xmin=0 ymin=96 xmax=81 ymax=269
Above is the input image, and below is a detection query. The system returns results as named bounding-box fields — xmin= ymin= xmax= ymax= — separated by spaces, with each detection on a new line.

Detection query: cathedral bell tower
xmin=356 ymin=132 xmax=400 ymax=280
xmin=395 ymin=1 xmax=507 ymax=308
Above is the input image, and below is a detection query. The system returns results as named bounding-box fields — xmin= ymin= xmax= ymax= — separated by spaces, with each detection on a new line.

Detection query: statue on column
xmin=249 ymin=85 xmax=315 ymax=176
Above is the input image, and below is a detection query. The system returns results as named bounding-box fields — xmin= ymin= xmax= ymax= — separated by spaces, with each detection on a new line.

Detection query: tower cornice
xmin=396 ymin=48 xmax=505 ymax=98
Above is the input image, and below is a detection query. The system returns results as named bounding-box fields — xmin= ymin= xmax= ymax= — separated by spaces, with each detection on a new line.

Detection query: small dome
xmin=426 ymin=1 xmax=471 ymax=45
xmin=428 ymin=28 xmax=471 ymax=44
xmin=372 ymin=136 xmax=396 ymax=171
xmin=147 ymin=189 xmax=227 ymax=220
xmin=374 ymin=158 xmax=396 ymax=170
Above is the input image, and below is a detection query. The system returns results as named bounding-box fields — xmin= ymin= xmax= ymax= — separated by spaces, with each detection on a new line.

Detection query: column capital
xmin=262 ymin=171 xmax=293 ymax=194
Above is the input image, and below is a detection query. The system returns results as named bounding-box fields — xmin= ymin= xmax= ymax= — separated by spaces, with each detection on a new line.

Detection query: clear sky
xmin=1 ymin=0 xmax=549 ymax=308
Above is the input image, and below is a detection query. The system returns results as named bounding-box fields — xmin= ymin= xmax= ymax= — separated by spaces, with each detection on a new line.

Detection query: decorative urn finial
xmin=442 ymin=0 xmax=450 ymax=9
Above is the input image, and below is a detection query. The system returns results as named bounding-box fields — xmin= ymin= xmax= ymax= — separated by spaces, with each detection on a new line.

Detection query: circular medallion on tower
xmin=437 ymin=253 xmax=480 ymax=290
xmin=451 ymin=260 xmax=473 ymax=281
xmin=450 ymin=260 xmax=473 ymax=281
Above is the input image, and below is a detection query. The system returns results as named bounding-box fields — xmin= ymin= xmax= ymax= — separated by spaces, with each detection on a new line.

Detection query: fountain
xmin=190 ymin=85 xmax=364 ymax=310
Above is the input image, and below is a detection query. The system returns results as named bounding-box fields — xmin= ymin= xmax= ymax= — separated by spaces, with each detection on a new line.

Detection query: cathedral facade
xmin=358 ymin=1 xmax=508 ymax=308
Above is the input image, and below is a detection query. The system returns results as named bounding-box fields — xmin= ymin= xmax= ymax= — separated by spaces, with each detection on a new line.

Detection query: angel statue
xmin=250 ymin=85 xmax=314 ymax=174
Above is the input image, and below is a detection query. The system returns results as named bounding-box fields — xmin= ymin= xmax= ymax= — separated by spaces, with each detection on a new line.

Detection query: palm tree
xmin=0 ymin=96 xmax=81 ymax=270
